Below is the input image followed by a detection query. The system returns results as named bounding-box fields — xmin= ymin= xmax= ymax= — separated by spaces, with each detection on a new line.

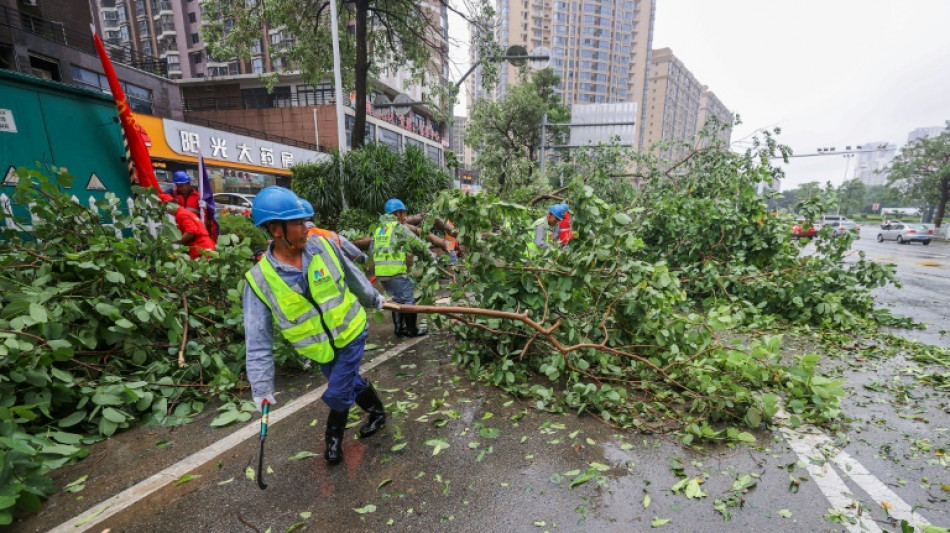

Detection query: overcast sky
xmin=448 ymin=1 xmax=950 ymax=191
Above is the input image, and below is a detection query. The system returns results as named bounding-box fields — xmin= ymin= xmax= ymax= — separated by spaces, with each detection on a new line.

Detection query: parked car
xmin=214 ymin=193 xmax=255 ymax=217
xmin=877 ymin=223 xmax=933 ymax=245
xmin=820 ymin=215 xmax=859 ymax=236
xmin=791 ymin=218 xmax=819 ymax=239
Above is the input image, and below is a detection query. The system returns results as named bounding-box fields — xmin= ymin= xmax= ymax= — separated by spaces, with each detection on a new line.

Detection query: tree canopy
xmin=886 ymin=123 xmax=950 ymax=227
xmin=465 ymin=68 xmax=570 ymax=199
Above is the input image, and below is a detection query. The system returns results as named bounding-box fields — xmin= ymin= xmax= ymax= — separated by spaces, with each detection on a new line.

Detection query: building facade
xmin=853 ymin=142 xmax=896 ymax=187
xmin=907 ymin=126 xmax=947 ymax=143
xmin=471 ymin=0 xmax=655 ymax=143
xmin=640 ymin=47 xmax=731 ymax=161
xmin=0 ymin=0 xmax=182 ymax=118
xmin=179 ymin=73 xmax=448 ymax=166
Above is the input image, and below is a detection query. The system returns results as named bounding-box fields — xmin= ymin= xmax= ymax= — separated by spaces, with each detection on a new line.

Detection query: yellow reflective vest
xmin=372 ymin=221 xmax=407 ymax=277
xmin=525 ymin=217 xmax=547 ymax=255
xmin=245 ymin=237 xmax=367 ymax=363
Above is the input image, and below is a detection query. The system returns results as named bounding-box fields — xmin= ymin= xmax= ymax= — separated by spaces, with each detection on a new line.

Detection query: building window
xmin=188 ymin=12 xmax=196 ymax=23
xmin=191 ymin=33 xmax=199 ymax=44
xmin=252 ymin=57 xmax=263 ymax=74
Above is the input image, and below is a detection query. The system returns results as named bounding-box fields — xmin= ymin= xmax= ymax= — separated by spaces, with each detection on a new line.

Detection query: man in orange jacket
xmin=166 ymin=201 xmax=216 ymax=259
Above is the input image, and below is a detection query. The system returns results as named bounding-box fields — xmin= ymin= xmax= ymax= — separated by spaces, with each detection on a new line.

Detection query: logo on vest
xmin=378 ymin=226 xmax=389 ymax=236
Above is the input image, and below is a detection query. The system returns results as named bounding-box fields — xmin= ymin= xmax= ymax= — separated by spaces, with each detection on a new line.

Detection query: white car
xmin=214 ymin=193 xmax=255 ymax=217
xmin=877 ymin=223 xmax=934 ymax=245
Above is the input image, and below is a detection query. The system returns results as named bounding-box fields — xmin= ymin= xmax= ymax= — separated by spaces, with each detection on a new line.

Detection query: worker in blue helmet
xmin=171 ymin=171 xmax=200 ymax=215
xmin=244 ymin=186 xmax=388 ymax=465
xmin=527 ymin=203 xmax=570 ymax=254
xmin=372 ymin=198 xmax=434 ymax=337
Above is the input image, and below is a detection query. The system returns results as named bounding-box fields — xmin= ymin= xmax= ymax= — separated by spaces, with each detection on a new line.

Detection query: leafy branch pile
xmin=0 ymin=170 xmax=279 ymax=524
xmin=416 ymin=129 xmax=898 ymax=442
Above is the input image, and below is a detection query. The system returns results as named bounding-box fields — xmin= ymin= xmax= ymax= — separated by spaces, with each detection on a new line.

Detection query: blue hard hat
xmin=300 ymin=199 xmax=316 ymax=219
xmin=385 ymin=198 xmax=407 ymax=214
xmin=172 ymin=171 xmax=191 ymax=185
xmin=251 ymin=186 xmax=311 ymax=227
xmin=549 ymin=203 xmax=569 ymax=221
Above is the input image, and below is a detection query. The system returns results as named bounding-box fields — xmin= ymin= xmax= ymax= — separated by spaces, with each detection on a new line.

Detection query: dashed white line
xmin=775 ymin=409 xmax=932 ymax=532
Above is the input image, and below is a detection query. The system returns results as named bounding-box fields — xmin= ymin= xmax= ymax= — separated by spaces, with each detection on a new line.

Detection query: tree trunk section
xmin=351 ymin=0 xmax=369 ymax=149
xmin=935 ymin=178 xmax=949 ymax=228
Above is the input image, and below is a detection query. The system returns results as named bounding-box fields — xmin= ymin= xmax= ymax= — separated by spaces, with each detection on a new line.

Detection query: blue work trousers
xmin=380 ymin=275 xmax=416 ymax=305
xmin=319 ymin=330 xmax=370 ymax=411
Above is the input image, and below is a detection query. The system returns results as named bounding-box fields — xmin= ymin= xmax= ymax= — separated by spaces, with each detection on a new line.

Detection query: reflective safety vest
xmin=308 ymin=226 xmax=342 ymax=247
xmin=525 ymin=217 xmax=547 ymax=255
xmin=245 ymin=237 xmax=367 ymax=364
xmin=372 ymin=221 xmax=407 ymax=277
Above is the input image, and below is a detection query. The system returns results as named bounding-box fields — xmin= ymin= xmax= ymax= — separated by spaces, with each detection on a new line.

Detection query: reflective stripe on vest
xmin=525 ymin=217 xmax=547 ymax=255
xmin=245 ymin=237 xmax=367 ymax=363
xmin=308 ymin=227 xmax=342 ymax=247
xmin=372 ymin=221 xmax=407 ymax=277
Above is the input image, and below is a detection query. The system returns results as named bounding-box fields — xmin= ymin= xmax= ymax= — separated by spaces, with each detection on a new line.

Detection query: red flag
xmin=90 ymin=25 xmax=164 ymax=198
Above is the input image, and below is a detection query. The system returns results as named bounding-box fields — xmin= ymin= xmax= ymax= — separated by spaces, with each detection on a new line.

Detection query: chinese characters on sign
xmin=164 ymin=118 xmax=317 ymax=169
xmin=178 ymin=130 xmax=294 ymax=168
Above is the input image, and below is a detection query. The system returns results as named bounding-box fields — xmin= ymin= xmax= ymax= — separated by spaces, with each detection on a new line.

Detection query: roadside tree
xmin=836 ymin=178 xmax=866 ymax=216
xmin=465 ymin=68 xmax=570 ymax=200
xmin=886 ymin=123 xmax=950 ymax=227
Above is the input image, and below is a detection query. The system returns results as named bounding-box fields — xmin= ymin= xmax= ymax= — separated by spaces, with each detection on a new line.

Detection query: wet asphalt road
xmin=13 ymin=228 xmax=950 ymax=533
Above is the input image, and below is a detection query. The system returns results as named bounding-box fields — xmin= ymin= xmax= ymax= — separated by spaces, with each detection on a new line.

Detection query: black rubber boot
xmin=354 ymin=384 xmax=387 ymax=438
xmin=404 ymin=313 xmax=427 ymax=337
xmin=392 ymin=311 xmax=407 ymax=337
xmin=324 ymin=409 xmax=348 ymax=465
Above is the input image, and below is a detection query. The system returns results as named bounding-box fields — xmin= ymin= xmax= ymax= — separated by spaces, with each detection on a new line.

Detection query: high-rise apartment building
xmin=853 ymin=142 xmax=896 ymax=187
xmin=471 ymin=0 xmax=655 ymax=145
xmin=907 ymin=126 xmax=947 ymax=143
xmin=640 ymin=47 xmax=731 ymax=161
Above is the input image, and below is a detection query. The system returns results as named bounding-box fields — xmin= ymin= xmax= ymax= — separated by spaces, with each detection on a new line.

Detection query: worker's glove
xmin=253 ymin=394 xmax=276 ymax=413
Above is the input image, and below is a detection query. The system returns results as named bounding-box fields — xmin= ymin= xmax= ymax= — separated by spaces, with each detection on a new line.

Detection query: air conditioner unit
xmin=22 ymin=0 xmax=39 ymax=6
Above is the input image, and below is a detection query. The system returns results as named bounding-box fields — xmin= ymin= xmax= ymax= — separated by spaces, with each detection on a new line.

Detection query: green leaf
xmin=102 ymin=407 xmax=128 ymax=424
xmin=778 ymin=509 xmax=792 ymax=518
xmin=29 ymin=303 xmax=48 ymax=323
xmin=425 ymin=438 xmax=450 ymax=456
xmin=174 ymin=474 xmax=198 ymax=486
xmin=245 ymin=466 xmax=256 ymax=481
xmin=643 ymin=494 xmax=651 ymax=508
xmin=289 ymin=450 xmax=320 ymax=460
xmin=651 ymin=517 xmax=671 ymax=528
xmin=377 ymin=479 xmax=392 ymax=490
xmin=105 ymin=271 xmax=126 ymax=283
xmin=479 ymin=427 xmax=500 ymax=439
xmin=613 ymin=212 xmax=632 ymax=225
xmin=391 ymin=442 xmax=408 ymax=452
xmin=210 ymin=409 xmax=241 ymax=428
xmin=353 ymin=504 xmax=377 ymax=514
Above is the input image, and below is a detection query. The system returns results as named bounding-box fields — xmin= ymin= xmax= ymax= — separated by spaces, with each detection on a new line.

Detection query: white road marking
xmin=775 ymin=409 xmax=932 ymax=532
xmin=49 ymin=335 xmax=430 ymax=533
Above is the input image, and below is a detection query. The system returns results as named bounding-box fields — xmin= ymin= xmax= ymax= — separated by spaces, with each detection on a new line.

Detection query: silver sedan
xmin=877 ymin=223 xmax=934 ymax=245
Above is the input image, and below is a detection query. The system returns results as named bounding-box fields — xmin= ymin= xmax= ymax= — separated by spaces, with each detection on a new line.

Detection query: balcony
xmin=152 ymin=1 xmax=173 ymax=16
xmin=158 ymin=25 xmax=177 ymax=39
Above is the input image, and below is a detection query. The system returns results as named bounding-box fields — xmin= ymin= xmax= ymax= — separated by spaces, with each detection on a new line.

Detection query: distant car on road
xmin=792 ymin=218 xmax=819 ymax=239
xmin=877 ymin=223 xmax=933 ymax=245
xmin=821 ymin=215 xmax=859 ymax=237
xmin=214 ymin=193 xmax=255 ymax=217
